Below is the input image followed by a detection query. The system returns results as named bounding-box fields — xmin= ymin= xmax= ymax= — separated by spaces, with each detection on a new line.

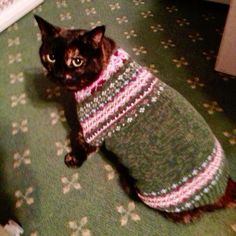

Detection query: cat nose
xmin=63 ymin=74 xmax=77 ymax=85
xmin=65 ymin=74 xmax=72 ymax=80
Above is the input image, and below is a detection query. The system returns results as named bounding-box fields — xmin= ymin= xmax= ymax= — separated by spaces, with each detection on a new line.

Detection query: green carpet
xmin=0 ymin=0 xmax=236 ymax=235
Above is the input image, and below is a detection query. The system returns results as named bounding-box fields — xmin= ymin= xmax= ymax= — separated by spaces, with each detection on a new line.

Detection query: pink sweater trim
xmin=137 ymin=139 xmax=224 ymax=209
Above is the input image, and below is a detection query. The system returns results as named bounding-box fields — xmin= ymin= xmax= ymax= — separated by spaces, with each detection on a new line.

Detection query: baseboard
xmin=0 ymin=0 xmax=44 ymax=33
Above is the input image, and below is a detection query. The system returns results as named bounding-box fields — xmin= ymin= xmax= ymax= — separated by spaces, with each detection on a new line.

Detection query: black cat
xmin=35 ymin=15 xmax=236 ymax=224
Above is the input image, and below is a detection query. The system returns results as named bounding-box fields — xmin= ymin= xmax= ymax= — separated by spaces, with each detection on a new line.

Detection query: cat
xmin=34 ymin=15 xmax=236 ymax=224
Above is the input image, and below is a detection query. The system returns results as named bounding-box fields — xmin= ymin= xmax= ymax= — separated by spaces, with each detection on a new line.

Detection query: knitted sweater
xmin=75 ymin=48 xmax=229 ymax=213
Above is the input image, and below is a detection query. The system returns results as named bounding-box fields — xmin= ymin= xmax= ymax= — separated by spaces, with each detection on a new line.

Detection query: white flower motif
xmin=104 ymin=164 xmax=115 ymax=180
xmin=202 ymin=50 xmax=216 ymax=61
xmin=68 ymin=217 xmax=91 ymax=236
xmin=161 ymin=39 xmax=175 ymax=49
xmin=116 ymin=202 xmax=141 ymax=226
xmin=15 ymin=187 xmax=34 ymax=208
xmin=33 ymin=19 xmax=39 ymax=27
xmin=116 ymin=16 xmax=128 ymax=24
xmin=46 ymin=86 xmax=61 ymax=99
xmin=37 ymin=32 xmax=41 ymax=41
xmin=132 ymin=46 xmax=147 ymax=55
xmin=176 ymin=18 xmax=190 ymax=27
xmin=61 ymin=173 xmax=81 ymax=194
xmin=50 ymin=110 xmax=66 ymax=125
xmin=109 ymin=3 xmax=120 ymax=10
xmin=9 ymin=53 xmax=22 ymax=64
xmin=124 ymin=30 xmax=137 ymax=39
xmin=187 ymin=77 xmax=205 ymax=89
xmin=133 ymin=0 xmax=145 ymax=6
xmin=56 ymin=0 xmax=67 ymax=8
xmin=12 ymin=119 xmax=28 ymax=135
xmin=11 ymin=93 xmax=27 ymax=107
xmin=8 ymin=37 xmax=20 ymax=47
xmin=202 ymin=14 xmax=216 ymax=21
xmin=13 ymin=149 xmax=31 ymax=168
xmin=60 ymin=12 xmax=72 ymax=21
xmin=166 ymin=5 xmax=178 ymax=13
xmin=203 ymin=101 xmax=223 ymax=115
xmin=141 ymin=10 xmax=154 ymax=18
xmin=7 ymin=23 xmax=18 ymax=32
xmin=85 ymin=8 xmax=96 ymax=16
xmin=55 ymin=139 xmax=71 ymax=156
xmin=223 ymin=129 xmax=236 ymax=145
xmin=173 ymin=57 xmax=189 ymax=68
xmin=188 ymin=33 xmax=203 ymax=42
xmin=194 ymin=195 xmax=201 ymax=201
xmin=90 ymin=21 xmax=102 ymax=29
xmin=150 ymin=24 xmax=164 ymax=32
xmin=10 ymin=72 xmax=24 ymax=84
xmin=148 ymin=64 xmax=159 ymax=74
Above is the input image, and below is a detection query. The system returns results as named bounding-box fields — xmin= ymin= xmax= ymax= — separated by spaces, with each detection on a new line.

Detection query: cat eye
xmin=72 ymin=57 xmax=83 ymax=67
xmin=46 ymin=54 xmax=56 ymax=63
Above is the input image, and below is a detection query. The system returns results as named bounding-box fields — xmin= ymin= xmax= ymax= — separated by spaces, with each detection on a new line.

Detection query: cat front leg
xmin=65 ymin=130 xmax=98 ymax=168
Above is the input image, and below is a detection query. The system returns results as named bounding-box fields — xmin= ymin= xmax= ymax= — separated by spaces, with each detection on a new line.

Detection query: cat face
xmin=35 ymin=15 xmax=107 ymax=91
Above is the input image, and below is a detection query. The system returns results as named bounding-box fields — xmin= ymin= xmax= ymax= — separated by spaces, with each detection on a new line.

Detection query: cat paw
xmin=180 ymin=213 xmax=201 ymax=224
xmin=64 ymin=153 xmax=85 ymax=168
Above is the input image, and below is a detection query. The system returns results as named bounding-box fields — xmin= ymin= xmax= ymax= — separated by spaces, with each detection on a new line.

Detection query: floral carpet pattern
xmin=0 ymin=0 xmax=236 ymax=235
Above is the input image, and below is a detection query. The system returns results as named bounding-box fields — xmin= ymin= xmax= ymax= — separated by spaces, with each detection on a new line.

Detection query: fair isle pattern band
xmin=78 ymin=61 xmax=141 ymax=121
xmin=81 ymin=70 xmax=157 ymax=140
xmin=75 ymin=49 xmax=164 ymax=145
xmin=85 ymin=79 xmax=158 ymax=145
xmin=137 ymin=139 xmax=225 ymax=212
xmin=74 ymin=48 xmax=129 ymax=103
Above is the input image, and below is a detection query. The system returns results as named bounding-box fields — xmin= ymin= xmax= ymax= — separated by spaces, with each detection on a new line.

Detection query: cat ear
xmin=86 ymin=26 xmax=106 ymax=48
xmin=34 ymin=15 xmax=59 ymax=40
